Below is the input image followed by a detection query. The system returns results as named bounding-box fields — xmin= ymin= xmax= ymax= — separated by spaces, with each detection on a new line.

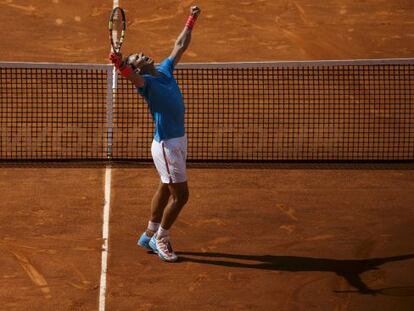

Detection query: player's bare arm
xmin=125 ymin=68 xmax=145 ymax=88
xmin=169 ymin=5 xmax=201 ymax=67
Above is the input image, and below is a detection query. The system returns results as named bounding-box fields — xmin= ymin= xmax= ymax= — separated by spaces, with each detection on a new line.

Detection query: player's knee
xmin=159 ymin=183 xmax=170 ymax=196
xmin=173 ymin=188 xmax=189 ymax=206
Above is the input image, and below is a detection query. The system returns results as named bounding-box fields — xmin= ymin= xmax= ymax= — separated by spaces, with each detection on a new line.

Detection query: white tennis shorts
xmin=151 ymin=135 xmax=187 ymax=184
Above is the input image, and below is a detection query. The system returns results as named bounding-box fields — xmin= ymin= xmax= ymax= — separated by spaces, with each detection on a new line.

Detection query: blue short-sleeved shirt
xmin=137 ymin=57 xmax=185 ymax=142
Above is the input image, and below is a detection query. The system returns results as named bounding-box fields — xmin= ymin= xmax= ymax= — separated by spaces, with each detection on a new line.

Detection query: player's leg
xmin=161 ymin=181 xmax=189 ymax=230
xmin=149 ymin=181 xmax=170 ymax=230
xmin=137 ymin=139 xmax=172 ymax=250
xmin=149 ymin=136 xmax=188 ymax=262
xmin=149 ymin=182 xmax=188 ymax=262
xmin=137 ymin=182 xmax=170 ymax=250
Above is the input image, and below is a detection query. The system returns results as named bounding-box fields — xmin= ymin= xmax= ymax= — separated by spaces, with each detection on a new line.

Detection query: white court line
xmin=99 ymin=167 xmax=112 ymax=311
xmin=99 ymin=1 xmax=118 ymax=310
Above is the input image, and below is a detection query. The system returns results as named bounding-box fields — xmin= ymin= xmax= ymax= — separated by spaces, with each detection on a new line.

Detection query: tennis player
xmin=110 ymin=5 xmax=201 ymax=262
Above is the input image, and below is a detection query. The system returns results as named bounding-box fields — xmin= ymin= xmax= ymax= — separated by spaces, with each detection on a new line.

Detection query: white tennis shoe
xmin=149 ymin=234 xmax=178 ymax=262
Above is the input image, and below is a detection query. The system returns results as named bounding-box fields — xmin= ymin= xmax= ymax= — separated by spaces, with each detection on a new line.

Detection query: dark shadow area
xmin=0 ymin=160 xmax=152 ymax=169
xmin=186 ymin=161 xmax=414 ymax=170
xmin=177 ymin=251 xmax=414 ymax=295
xmin=0 ymin=160 xmax=413 ymax=170
xmin=0 ymin=160 xmax=108 ymax=169
xmin=334 ymin=286 xmax=414 ymax=297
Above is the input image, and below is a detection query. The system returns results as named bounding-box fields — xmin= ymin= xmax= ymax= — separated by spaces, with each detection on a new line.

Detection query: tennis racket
xmin=109 ymin=7 xmax=126 ymax=53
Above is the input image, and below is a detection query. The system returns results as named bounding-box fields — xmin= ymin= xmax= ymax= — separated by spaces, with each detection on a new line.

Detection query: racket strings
xmin=109 ymin=7 xmax=126 ymax=53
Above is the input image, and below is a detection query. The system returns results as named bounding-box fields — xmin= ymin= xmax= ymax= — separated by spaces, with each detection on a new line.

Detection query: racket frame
xmin=109 ymin=7 xmax=126 ymax=53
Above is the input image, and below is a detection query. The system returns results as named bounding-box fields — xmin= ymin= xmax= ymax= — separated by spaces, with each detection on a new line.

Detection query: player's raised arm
xmin=169 ymin=5 xmax=201 ymax=67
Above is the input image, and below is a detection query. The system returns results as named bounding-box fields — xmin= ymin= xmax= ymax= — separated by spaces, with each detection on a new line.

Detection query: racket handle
xmin=185 ymin=15 xmax=197 ymax=30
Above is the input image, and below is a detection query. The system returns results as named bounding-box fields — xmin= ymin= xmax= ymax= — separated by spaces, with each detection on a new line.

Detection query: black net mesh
xmin=1 ymin=61 xmax=413 ymax=162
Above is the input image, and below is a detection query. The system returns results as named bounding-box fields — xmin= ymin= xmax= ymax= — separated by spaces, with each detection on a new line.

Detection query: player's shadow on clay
xmin=177 ymin=251 xmax=414 ymax=296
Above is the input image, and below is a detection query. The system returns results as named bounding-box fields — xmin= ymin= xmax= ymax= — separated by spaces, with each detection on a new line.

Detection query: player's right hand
xmin=109 ymin=52 xmax=123 ymax=69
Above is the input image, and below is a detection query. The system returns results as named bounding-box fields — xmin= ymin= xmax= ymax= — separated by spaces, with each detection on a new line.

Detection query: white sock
xmin=157 ymin=227 xmax=169 ymax=239
xmin=147 ymin=221 xmax=160 ymax=234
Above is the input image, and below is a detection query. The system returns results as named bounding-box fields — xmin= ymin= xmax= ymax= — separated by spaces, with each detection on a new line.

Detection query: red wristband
xmin=185 ymin=15 xmax=196 ymax=30
xmin=119 ymin=65 xmax=133 ymax=78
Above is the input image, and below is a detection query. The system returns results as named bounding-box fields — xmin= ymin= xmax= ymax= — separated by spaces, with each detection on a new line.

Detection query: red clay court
xmin=1 ymin=1 xmax=414 ymax=311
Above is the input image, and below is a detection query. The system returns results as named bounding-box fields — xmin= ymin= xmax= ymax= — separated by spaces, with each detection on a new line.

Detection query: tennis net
xmin=1 ymin=59 xmax=413 ymax=162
